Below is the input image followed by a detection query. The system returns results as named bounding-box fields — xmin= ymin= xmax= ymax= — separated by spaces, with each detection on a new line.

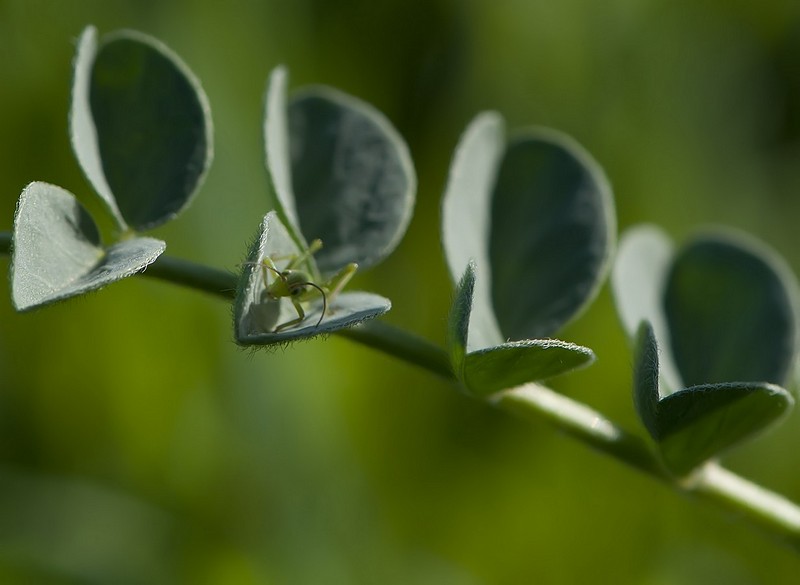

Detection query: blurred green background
xmin=2 ymin=0 xmax=800 ymax=583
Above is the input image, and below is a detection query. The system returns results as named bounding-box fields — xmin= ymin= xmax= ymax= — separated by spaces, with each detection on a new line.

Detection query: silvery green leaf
xmin=11 ymin=182 xmax=164 ymax=311
xmin=263 ymin=66 xmax=305 ymax=248
xmin=441 ymin=112 xmax=505 ymax=351
xmin=288 ymin=86 xmax=416 ymax=274
xmin=613 ymin=225 xmax=682 ymax=391
xmin=70 ymin=26 xmax=213 ymax=231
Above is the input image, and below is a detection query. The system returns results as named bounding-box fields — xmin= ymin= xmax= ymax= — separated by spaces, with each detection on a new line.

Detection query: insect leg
xmin=282 ymin=239 xmax=323 ymax=271
xmin=325 ymin=263 xmax=358 ymax=300
xmin=274 ymin=297 xmax=307 ymax=332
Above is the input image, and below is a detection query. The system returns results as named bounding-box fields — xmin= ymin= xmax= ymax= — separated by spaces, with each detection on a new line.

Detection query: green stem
xmin=142 ymin=254 xmax=238 ymax=300
xmin=337 ymin=321 xmax=452 ymax=379
xmin=3 ymin=232 xmax=800 ymax=552
xmin=136 ymin=252 xmax=454 ymax=379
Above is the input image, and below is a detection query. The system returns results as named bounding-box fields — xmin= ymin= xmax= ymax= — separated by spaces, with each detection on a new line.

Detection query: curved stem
xmin=3 ymin=232 xmax=800 ymax=552
xmin=492 ymin=383 xmax=665 ymax=478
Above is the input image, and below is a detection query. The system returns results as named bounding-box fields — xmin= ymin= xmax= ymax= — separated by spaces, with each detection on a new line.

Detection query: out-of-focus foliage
xmin=2 ymin=1 xmax=800 ymax=583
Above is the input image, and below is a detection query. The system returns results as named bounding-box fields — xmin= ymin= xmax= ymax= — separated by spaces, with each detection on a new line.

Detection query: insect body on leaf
xmin=252 ymin=239 xmax=358 ymax=332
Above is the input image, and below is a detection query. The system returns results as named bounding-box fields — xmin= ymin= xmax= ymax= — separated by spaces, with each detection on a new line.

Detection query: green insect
xmin=252 ymin=239 xmax=358 ymax=332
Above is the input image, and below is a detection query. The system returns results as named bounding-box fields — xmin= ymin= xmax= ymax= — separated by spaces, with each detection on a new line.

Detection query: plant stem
xmin=694 ymin=463 xmax=800 ymax=549
xmin=102 ymin=251 xmax=800 ymax=551
xmin=142 ymin=254 xmax=238 ymax=300
xmin=337 ymin=320 xmax=452 ymax=379
xmin=493 ymin=383 xmax=800 ymax=551
xmin=3 ymin=234 xmax=800 ymax=552
xmin=493 ymin=383 xmax=665 ymax=478
xmin=136 ymin=251 xmax=454 ymax=378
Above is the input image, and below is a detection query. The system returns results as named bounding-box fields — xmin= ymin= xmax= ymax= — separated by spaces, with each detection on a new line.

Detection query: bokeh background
xmin=2 ymin=0 xmax=800 ymax=583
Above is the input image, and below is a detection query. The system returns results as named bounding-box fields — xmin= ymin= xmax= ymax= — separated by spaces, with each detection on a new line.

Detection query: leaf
xmin=263 ymin=66 xmax=305 ymax=249
xmin=664 ymin=232 xmax=799 ymax=388
xmin=288 ymin=86 xmax=416 ymax=274
xmin=10 ymin=182 xmax=165 ymax=311
xmin=655 ymin=382 xmax=793 ymax=476
xmin=488 ymin=128 xmax=615 ymax=340
xmin=630 ymin=322 xmax=793 ymax=476
xmin=445 ymin=261 xmax=594 ymax=396
xmin=619 ymin=229 xmax=799 ymax=474
xmin=70 ymin=26 xmax=213 ymax=231
xmin=632 ymin=321 xmax=662 ymax=439
xmin=612 ymin=225 xmax=682 ymax=391
xmin=463 ymin=340 xmax=594 ymax=398
xmin=234 ymin=211 xmax=391 ymax=346
xmin=446 ymin=261 xmax=476 ymax=380
xmin=441 ymin=112 xmax=506 ymax=351
xmin=612 ymin=225 xmax=673 ymax=338
xmin=71 ymin=27 xmax=122 ymax=225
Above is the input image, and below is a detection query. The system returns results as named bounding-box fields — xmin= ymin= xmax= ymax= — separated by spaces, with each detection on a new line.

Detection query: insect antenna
xmin=301 ymin=281 xmax=327 ymax=327
xmin=262 ymin=263 xmax=282 ymax=278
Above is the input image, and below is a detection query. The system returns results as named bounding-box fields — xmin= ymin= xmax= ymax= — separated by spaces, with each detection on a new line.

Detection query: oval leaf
xmin=441 ymin=112 xmax=506 ymax=351
xmin=665 ymin=232 xmax=799 ymax=387
xmin=464 ymin=340 xmax=594 ymax=398
xmin=288 ymin=86 xmax=416 ymax=274
xmin=613 ymin=225 xmax=682 ymax=391
xmin=234 ymin=211 xmax=391 ymax=346
xmin=71 ymin=26 xmax=213 ymax=230
xmin=263 ymin=66 xmax=305 ymax=248
xmin=489 ymin=128 xmax=615 ymax=340
xmin=655 ymin=382 xmax=793 ymax=476
xmin=11 ymin=182 xmax=165 ymax=311
xmin=630 ymin=321 xmax=792 ymax=476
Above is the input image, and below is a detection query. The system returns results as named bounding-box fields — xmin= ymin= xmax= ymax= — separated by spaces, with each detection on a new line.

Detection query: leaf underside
xmin=263 ymin=66 xmax=305 ymax=248
xmin=441 ymin=112 xmax=506 ymax=351
xmin=11 ymin=182 xmax=165 ymax=311
xmin=612 ymin=225 xmax=682 ymax=391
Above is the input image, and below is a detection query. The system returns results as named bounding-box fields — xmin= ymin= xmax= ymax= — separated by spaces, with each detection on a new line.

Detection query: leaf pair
xmin=442 ymin=112 xmax=616 ymax=396
xmin=11 ymin=26 xmax=212 ymax=311
xmin=234 ymin=67 xmax=416 ymax=344
xmin=614 ymin=226 xmax=798 ymax=475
